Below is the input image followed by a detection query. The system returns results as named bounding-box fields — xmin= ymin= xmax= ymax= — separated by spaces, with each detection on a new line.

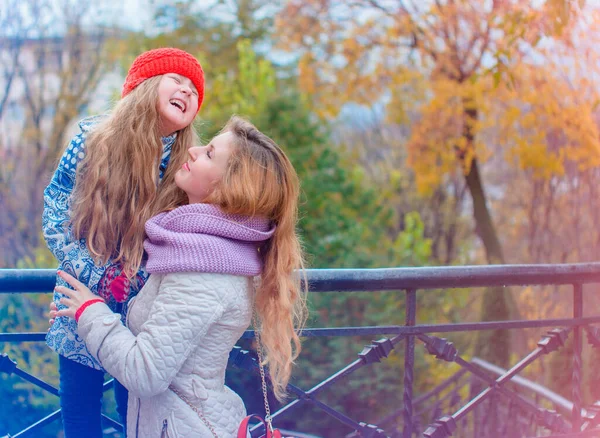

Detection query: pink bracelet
xmin=75 ymin=299 xmax=105 ymax=322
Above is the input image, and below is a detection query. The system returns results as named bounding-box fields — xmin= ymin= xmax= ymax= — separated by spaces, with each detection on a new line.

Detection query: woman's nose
xmin=188 ymin=146 xmax=201 ymax=159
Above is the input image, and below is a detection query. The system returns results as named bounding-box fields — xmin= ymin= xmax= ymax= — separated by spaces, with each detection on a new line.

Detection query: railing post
xmin=403 ymin=289 xmax=417 ymax=438
xmin=572 ymin=283 xmax=583 ymax=432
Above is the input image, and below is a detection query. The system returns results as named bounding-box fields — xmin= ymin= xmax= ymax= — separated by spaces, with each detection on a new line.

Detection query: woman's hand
xmin=54 ymin=270 xmax=102 ymax=319
xmin=48 ymin=301 xmax=58 ymax=327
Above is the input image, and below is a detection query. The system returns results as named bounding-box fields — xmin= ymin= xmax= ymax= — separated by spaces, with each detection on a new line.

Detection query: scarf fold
xmin=144 ymin=203 xmax=275 ymax=276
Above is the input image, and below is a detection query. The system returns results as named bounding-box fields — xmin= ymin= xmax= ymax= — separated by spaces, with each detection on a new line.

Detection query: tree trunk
xmin=464 ymin=158 xmax=504 ymax=264
xmin=465 ymin=158 xmax=512 ymax=368
xmin=462 ymin=105 xmax=512 ymax=368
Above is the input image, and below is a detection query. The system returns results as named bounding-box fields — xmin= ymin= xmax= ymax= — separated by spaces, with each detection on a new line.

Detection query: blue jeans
xmin=58 ymin=354 xmax=128 ymax=437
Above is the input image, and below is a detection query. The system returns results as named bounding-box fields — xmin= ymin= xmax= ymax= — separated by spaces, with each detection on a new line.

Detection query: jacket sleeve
xmin=42 ymin=131 xmax=88 ymax=263
xmin=77 ymin=273 xmax=226 ymax=398
xmin=42 ymin=129 xmax=112 ymax=294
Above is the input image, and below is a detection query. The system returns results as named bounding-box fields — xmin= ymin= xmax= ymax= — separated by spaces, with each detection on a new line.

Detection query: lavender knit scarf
xmin=143 ymin=203 xmax=275 ymax=276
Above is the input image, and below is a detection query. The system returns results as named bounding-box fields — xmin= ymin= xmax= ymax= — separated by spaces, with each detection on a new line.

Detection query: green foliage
xmin=201 ymin=39 xmax=277 ymax=134
xmin=15 ymin=238 xmax=56 ymax=269
xmin=118 ymin=0 xmax=283 ymax=90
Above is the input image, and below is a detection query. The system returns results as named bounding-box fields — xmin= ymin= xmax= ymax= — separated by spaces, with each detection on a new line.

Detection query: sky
xmin=82 ymin=0 xmax=152 ymax=31
xmin=114 ymin=0 xmax=152 ymax=30
xmin=94 ymin=0 xmax=248 ymax=32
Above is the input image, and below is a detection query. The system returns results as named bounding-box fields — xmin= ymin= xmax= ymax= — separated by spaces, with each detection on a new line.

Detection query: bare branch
xmin=0 ymin=0 xmax=114 ymax=266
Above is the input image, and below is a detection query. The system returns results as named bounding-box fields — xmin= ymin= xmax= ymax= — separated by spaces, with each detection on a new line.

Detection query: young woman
xmin=43 ymin=48 xmax=204 ymax=436
xmin=50 ymin=116 xmax=308 ymax=437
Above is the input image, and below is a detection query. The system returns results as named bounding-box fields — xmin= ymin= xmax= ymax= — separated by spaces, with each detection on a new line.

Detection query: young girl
xmin=43 ymin=48 xmax=204 ymax=437
xmin=50 ymin=116 xmax=308 ymax=437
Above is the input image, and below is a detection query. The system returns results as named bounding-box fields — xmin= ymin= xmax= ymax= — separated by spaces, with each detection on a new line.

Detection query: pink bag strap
xmin=237 ymin=314 xmax=283 ymax=438
xmin=237 ymin=415 xmax=282 ymax=438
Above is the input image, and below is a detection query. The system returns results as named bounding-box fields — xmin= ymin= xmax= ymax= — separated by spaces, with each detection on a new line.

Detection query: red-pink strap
xmin=237 ymin=415 xmax=281 ymax=438
xmin=75 ymin=299 xmax=105 ymax=322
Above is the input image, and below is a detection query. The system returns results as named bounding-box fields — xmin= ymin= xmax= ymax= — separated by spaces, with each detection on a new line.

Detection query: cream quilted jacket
xmin=77 ymin=272 xmax=254 ymax=437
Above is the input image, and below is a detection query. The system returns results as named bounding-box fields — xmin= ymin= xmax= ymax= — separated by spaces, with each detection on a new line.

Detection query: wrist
xmin=75 ymin=299 xmax=105 ymax=322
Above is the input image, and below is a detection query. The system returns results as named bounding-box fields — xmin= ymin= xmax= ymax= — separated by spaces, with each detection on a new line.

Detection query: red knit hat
xmin=121 ymin=48 xmax=205 ymax=112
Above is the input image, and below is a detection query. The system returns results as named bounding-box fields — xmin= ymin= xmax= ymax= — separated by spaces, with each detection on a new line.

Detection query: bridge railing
xmin=2 ymin=264 xmax=600 ymax=437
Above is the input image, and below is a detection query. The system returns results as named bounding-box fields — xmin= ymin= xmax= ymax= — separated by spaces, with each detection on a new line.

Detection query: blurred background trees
xmin=2 ymin=0 xmax=600 ymax=436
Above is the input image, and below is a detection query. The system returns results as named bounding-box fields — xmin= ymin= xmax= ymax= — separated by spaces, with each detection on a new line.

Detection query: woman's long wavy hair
xmin=70 ymin=76 xmax=193 ymax=276
xmin=205 ymin=116 xmax=308 ymax=401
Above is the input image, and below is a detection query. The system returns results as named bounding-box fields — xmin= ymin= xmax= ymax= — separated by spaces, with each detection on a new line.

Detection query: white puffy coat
xmin=77 ymin=272 xmax=254 ymax=437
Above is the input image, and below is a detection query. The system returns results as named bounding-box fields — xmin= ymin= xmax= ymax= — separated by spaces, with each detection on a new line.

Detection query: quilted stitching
xmin=78 ymin=272 xmax=253 ymax=437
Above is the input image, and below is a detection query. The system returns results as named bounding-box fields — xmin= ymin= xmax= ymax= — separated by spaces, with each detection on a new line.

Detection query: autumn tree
xmin=479 ymin=14 xmax=600 ymax=400
xmin=276 ymin=0 xmax=586 ymax=367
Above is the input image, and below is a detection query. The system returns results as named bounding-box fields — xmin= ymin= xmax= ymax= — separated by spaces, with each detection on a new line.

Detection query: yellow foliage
xmin=276 ymin=0 xmax=598 ymax=192
xmin=298 ymin=55 xmax=318 ymax=95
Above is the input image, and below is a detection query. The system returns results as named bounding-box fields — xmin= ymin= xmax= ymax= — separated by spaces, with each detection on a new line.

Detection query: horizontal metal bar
xmin=0 ymin=333 xmax=47 ymax=342
xmin=306 ymin=263 xmax=600 ymax=290
xmin=6 ymin=315 xmax=600 ymax=344
xmin=1 ymin=269 xmax=57 ymax=293
xmin=271 ymin=316 xmax=600 ymax=337
xmin=3 ymin=263 xmax=600 ymax=294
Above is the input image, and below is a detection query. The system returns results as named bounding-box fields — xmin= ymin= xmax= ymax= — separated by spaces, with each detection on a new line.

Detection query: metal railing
xmin=2 ymin=263 xmax=600 ymax=437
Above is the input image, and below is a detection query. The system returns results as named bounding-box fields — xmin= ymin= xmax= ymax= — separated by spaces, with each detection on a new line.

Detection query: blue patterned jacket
xmin=43 ymin=116 xmax=176 ymax=369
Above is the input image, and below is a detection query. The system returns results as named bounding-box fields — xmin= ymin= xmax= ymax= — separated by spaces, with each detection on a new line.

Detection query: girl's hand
xmin=55 ymin=270 xmax=101 ymax=319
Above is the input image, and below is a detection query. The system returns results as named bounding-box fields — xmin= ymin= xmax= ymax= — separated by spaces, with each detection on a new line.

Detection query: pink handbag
xmin=237 ymin=414 xmax=282 ymax=438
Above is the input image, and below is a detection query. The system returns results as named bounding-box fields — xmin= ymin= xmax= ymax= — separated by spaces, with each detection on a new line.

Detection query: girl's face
xmin=175 ymin=132 xmax=235 ymax=204
xmin=157 ymin=73 xmax=199 ymax=137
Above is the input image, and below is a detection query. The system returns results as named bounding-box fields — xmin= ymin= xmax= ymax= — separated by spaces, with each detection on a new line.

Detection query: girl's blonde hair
xmin=71 ymin=76 xmax=193 ymax=276
xmin=205 ymin=116 xmax=308 ymax=401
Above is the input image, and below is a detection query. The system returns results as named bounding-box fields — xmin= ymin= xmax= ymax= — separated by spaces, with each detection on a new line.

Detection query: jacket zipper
xmin=161 ymin=419 xmax=169 ymax=438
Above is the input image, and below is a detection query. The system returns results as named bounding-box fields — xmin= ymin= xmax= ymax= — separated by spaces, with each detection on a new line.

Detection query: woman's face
xmin=156 ymin=73 xmax=199 ymax=137
xmin=175 ymin=132 xmax=235 ymax=204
